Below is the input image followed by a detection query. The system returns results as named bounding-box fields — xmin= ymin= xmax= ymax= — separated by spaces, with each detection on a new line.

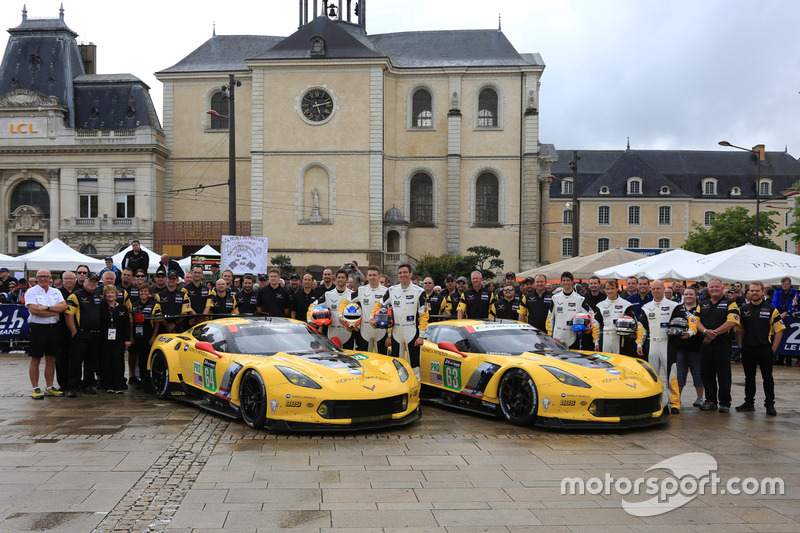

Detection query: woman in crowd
xmin=130 ymin=283 xmax=160 ymax=393
xmin=675 ymin=286 xmax=705 ymax=408
xmin=100 ymin=284 xmax=131 ymax=394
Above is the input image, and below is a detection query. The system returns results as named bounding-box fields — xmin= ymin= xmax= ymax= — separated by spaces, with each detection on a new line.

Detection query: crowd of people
xmin=4 ymin=242 xmax=793 ymax=418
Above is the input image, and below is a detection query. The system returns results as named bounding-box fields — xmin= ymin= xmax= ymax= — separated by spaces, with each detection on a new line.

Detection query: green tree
xmin=466 ymin=245 xmax=504 ymax=280
xmin=270 ymin=254 xmax=295 ymax=277
xmin=413 ymin=253 xmax=477 ymax=284
xmin=683 ymin=206 xmax=779 ymax=254
xmin=779 ymin=188 xmax=800 ymax=244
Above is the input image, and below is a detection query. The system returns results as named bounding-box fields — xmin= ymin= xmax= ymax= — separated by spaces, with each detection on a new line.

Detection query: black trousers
xmin=100 ymin=340 xmax=126 ymax=390
xmin=56 ymin=325 xmax=71 ymax=389
xmin=133 ymin=337 xmax=152 ymax=379
xmin=701 ymin=341 xmax=732 ymax=406
xmin=741 ymin=344 xmax=775 ymax=407
xmin=69 ymin=332 xmax=100 ymax=390
xmin=391 ymin=331 xmax=421 ymax=368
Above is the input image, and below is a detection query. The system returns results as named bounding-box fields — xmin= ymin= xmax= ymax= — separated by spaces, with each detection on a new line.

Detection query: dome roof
xmin=384 ymin=205 xmax=407 ymax=224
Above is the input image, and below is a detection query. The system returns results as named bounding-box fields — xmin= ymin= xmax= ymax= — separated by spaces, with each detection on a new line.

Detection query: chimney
xmin=79 ymin=43 xmax=96 ymax=75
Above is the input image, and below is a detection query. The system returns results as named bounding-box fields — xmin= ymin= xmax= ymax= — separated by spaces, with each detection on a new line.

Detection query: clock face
xmin=301 ymin=89 xmax=334 ymax=122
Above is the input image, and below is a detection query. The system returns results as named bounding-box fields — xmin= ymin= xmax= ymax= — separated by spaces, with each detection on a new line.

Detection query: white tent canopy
xmin=0 ymin=252 xmax=25 ymax=272
xmin=17 ymin=238 xmax=104 ymax=272
xmin=518 ymin=248 xmax=647 ymax=280
xmin=193 ymin=245 xmax=219 ymax=256
xmin=665 ymin=244 xmax=800 ymax=285
xmin=594 ymin=248 xmax=705 ymax=280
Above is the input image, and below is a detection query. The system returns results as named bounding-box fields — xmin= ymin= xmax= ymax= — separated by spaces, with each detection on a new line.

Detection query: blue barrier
xmin=0 ymin=304 xmax=30 ymax=341
xmin=775 ymin=315 xmax=800 ymax=356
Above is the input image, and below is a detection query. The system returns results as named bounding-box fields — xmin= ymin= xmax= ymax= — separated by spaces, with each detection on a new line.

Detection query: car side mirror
xmin=437 ymin=341 xmax=468 ymax=358
xmin=330 ymin=337 xmax=342 ymax=348
xmin=195 ymin=341 xmax=223 ymax=359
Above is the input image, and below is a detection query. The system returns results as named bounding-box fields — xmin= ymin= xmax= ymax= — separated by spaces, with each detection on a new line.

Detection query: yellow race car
xmin=147 ymin=316 xmax=420 ymax=431
xmin=419 ymin=319 xmax=669 ymax=428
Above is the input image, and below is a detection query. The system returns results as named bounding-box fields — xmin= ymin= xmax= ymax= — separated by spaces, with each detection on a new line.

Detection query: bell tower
xmin=298 ymin=1 xmax=366 ymax=29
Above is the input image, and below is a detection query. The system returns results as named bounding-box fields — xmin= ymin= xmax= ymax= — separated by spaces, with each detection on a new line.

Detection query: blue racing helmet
xmin=571 ymin=313 xmax=592 ymax=332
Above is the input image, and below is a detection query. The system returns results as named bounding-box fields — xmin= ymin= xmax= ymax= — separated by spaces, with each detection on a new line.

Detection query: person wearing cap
xmin=152 ymin=270 xmax=167 ymax=292
xmin=442 ymin=275 xmax=467 ymax=316
xmin=0 ymin=266 xmax=11 ymax=293
xmin=496 ymin=272 xmax=521 ymax=298
xmin=121 ymin=240 xmax=149 ymax=275
xmin=210 ymin=263 xmax=221 ymax=283
xmin=65 ymin=272 xmax=104 ymax=397
xmin=184 ymin=265 xmax=209 ymax=315
xmin=257 ymin=273 xmax=269 ymax=289
xmin=518 ymin=274 xmax=553 ymax=332
xmin=457 ymin=271 xmax=496 ymax=320
xmin=257 ymin=268 xmax=291 ymax=317
xmin=288 ymin=273 xmax=301 ymax=294
xmin=99 ymin=257 xmax=122 ymax=285
xmin=520 ymin=276 xmax=534 ymax=295
xmin=155 ymin=270 xmax=193 ymax=332
xmin=24 ymin=269 xmax=67 ymax=399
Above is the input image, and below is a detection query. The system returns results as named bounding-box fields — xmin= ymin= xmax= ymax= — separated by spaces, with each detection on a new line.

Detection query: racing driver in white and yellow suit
xmin=593 ymin=279 xmax=644 ymax=355
xmin=373 ymin=264 xmax=428 ymax=377
xmin=546 ymin=273 xmax=596 ymax=349
xmin=346 ymin=266 xmax=389 ymax=354
xmin=638 ymin=280 xmax=697 ymax=413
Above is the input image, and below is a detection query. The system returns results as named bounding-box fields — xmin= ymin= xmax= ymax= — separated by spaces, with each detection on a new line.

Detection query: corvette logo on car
xmin=363 ymin=384 xmax=376 ymax=391
xmin=269 ymin=399 xmax=279 ymax=414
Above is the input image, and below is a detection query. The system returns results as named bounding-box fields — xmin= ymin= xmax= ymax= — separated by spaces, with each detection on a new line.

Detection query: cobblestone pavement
xmin=1 ymin=351 xmax=799 ymax=532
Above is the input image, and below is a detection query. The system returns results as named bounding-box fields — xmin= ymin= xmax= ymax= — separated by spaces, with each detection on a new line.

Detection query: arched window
xmin=11 ymin=180 xmax=49 ymax=217
xmin=627 ymin=237 xmax=640 ymax=249
xmin=386 ymin=230 xmax=400 ymax=253
xmin=412 ymin=88 xmax=432 ymax=128
xmin=477 ymin=88 xmax=498 ymax=127
xmin=658 ymin=238 xmax=671 ymax=249
xmin=209 ymin=92 xmax=229 ymax=130
xmin=627 ymin=178 xmax=642 ymax=195
xmin=79 ymin=244 xmax=97 ymax=255
xmin=409 ymin=173 xmax=433 ymax=225
xmin=759 ymin=180 xmax=772 ymax=197
xmin=475 ymin=173 xmax=499 ymax=224
xmin=597 ymin=238 xmax=610 ymax=253
xmin=702 ymin=178 xmax=717 ymax=196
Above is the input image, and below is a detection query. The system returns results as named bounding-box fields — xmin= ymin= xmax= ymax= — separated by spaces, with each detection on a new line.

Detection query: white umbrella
xmin=17 ymin=238 xmax=104 ymax=272
xmin=666 ymin=243 xmax=800 ymax=285
xmin=594 ymin=248 xmax=705 ymax=280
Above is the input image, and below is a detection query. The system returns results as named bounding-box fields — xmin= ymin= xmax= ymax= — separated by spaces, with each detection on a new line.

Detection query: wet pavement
xmin=1 ymin=350 xmax=800 ymax=532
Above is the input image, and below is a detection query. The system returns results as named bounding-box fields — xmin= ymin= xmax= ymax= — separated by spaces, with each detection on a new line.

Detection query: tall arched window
xmin=11 ymin=180 xmax=50 ymax=217
xmin=477 ymin=88 xmax=498 ymax=127
xmin=412 ymin=88 xmax=432 ymax=128
xmin=209 ymin=92 xmax=229 ymax=129
xmin=409 ymin=173 xmax=433 ymax=225
xmin=475 ymin=173 xmax=499 ymax=224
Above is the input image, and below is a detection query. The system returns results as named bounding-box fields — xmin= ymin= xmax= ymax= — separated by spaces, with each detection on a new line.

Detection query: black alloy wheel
xmin=498 ymin=368 xmax=538 ymax=426
xmin=150 ymin=351 xmax=170 ymax=400
xmin=239 ymin=370 xmax=268 ymax=429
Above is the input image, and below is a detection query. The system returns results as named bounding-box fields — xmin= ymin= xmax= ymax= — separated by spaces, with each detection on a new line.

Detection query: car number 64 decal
xmin=443 ymin=358 xmax=462 ymax=391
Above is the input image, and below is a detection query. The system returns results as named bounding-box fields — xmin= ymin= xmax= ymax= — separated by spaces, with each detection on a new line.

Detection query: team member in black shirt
xmin=99 ymin=285 xmax=131 ymax=394
xmin=205 ymin=279 xmax=238 ymax=315
xmin=257 ymin=268 xmax=291 ymax=317
xmin=56 ymin=270 xmax=78 ymax=391
xmin=65 ymin=273 xmax=103 ymax=397
xmin=121 ymin=240 xmax=149 ymax=274
xmin=695 ymin=278 xmax=740 ymax=413
xmin=236 ymin=274 xmax=259 ymax=314
xmin=421 ymin=277 xmax=446 ymax=322
xmin=518 ymin=274 xmax=553 ymax=331
xmin=457 ymin=271 xmax=496 ymax=319
xmin=492 ymin=285 xmax=522 ymax=319
xmin=311 ymin=268 xmax=335 ymax=299
xmin=131 ymin=283 xmax=160 ymax=392
xmin=155 ymin=271 xmax=193 ymax=332
xmin=735 ymin=281 xmax=784 ymax=416
xmin=442 ymin=275 xmax=467 ymax=316
xmin=291 ymin=273 xmax=317 ymax=322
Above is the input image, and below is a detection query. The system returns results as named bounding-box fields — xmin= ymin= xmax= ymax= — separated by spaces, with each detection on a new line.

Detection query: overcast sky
xmin=4 ymin=0 xmax=800 ymax=154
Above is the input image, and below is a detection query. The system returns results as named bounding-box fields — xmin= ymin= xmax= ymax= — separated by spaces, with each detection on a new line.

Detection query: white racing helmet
xmin=614 ymin=316 xmax=637 ymax=336
xmin=666 ymin=317 xmax=689 ymax=336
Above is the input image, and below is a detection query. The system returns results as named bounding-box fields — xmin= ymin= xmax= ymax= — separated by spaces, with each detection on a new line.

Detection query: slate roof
xmin=0 ymin=10 xmax=162 ymax=131
xmin=549 ymin=149 xmax=800 ymax=200
xmin=160 ymin=16 xmax=541 ymax=73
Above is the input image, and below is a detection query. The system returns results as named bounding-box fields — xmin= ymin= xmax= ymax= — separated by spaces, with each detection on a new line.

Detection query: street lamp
xmin=207 ymin=74 xmax=242 ymax=236
xmin=718 ymin=140 xmax=765 ymax=246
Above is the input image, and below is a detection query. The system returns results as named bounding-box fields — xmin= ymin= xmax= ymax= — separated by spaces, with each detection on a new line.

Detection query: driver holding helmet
xmin=546 ymin=272 xmax=595 ymax=349
xmin=594 ymin=279 xmax=643 ymax=355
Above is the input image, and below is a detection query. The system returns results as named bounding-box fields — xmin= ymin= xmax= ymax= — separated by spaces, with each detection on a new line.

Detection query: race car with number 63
xmin=419 ymin=319 xmax=669 ymax=428
xmin=147 ymin=316 xmax=420 ymax=430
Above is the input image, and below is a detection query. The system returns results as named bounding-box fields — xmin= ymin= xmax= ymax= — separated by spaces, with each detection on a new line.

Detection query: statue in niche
xmin=309 ymin=187 xmax=322 ymax=222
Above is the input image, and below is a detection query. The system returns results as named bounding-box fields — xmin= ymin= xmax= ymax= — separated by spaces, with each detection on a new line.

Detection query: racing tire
xmin=498 ymin=368 xmax=538 ymax=426
xmin=150 ymin=351 xmax=170 ymax=400
xmin=239 ymin=370 xmax=268 ymax=430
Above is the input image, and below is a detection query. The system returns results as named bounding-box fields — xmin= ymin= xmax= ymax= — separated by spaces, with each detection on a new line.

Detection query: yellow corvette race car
xmin=147 ymin=316 xmax=420 ymax=431
xmin=419 ymin=319 xmax=669 ymax=428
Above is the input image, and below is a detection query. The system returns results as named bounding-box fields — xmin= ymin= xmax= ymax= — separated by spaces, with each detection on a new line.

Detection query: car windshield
xmin=468 ymin=325 xmax=567 ymax=356
xmin=229 ymin=322 xmax=341 ymax=356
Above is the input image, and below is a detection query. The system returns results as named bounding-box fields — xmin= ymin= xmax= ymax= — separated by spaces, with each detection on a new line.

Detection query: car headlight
xmin=393 ymin=359 xmax=410 ymax=383
xmin=276 ymin=366 xmax=322 ymax=389
xmin=636 ymin=360 xmax=659 ymax=382
xmin=542 ymin=366 xmax=591 ymax=388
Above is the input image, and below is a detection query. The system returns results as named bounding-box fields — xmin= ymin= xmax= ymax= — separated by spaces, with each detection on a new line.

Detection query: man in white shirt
xmin=25 ymin=269 xmax=67 ymax=399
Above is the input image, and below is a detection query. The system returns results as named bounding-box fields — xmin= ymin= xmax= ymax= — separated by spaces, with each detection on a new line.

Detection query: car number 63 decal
xmin=443 ymin=358 xmax=462 ymax=391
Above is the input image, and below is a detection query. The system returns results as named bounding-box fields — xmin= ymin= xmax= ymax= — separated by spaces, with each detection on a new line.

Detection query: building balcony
xmin=64 ymin=217 xmax=144 ymax=232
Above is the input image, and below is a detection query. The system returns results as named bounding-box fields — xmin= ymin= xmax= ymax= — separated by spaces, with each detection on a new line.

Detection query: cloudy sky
xmin=3 ymin=0 xmax=800 ymax=154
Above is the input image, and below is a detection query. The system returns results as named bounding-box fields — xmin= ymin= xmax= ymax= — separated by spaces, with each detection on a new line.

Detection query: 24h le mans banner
xmin=220 ymin=235 xmax=269 ymax=275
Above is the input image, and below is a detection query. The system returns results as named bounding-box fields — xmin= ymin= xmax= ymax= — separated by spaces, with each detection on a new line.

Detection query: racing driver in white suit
xmin=348 ymin=266 xmax=389 ymax=354
xmin=374 ymin=263 xmax=428 ymax=377
xmin=594 ymin=279 xmax=644 ymax=354
xmin=546 ymin=271 xmax=596 ymax=349
xmin=638 ymin=279 xmax=696 ymax=413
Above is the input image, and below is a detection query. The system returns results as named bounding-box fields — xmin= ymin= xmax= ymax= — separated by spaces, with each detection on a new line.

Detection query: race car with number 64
xmin=418 ymin=319 xmax=669 ymax=428
xmin=147 ymin=316 xmax=420 ymax=431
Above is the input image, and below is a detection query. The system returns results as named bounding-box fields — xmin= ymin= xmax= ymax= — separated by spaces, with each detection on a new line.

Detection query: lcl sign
xmin=1 ymin=119 xmax=46 ymax=137
xmin=8 ymin=123 xmax=39 ymax=133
